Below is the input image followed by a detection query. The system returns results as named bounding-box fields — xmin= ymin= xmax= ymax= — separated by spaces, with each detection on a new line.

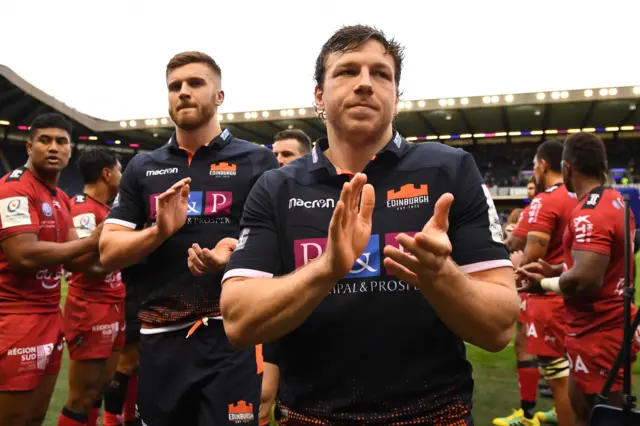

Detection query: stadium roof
xmin=1 ymin=64 xmax=639 ymax=150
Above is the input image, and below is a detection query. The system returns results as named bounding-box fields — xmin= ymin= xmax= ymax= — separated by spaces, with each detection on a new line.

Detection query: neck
xmin=175 ymin=116 xmax=223 ymax=153
xmin=324 ymin=126 xmax=393 ymax=173
xmin=573 ymin=175 xmax=603 ymax=201
xmin=83 ymin=183 xmax=110 ymax=205
xmin=26 ymin=160 xmax=59 ymax=189
xmin=543 ymin=172 xmax=564 ymax=190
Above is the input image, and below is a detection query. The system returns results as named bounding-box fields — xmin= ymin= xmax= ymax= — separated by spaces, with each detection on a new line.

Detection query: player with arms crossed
xmin=220 ymin=25 xmax=519 ymax=425
xmin=0 ymin=113 xmax=102 ymax=426
xmin=494 ymin=176 xmax=558 ymax=426
xmin=519 ymin=132 xmax=639 ymax=426
xmin=57 ymin=148 xmax=124 ymax=426
xmin=99 ymin=51 xmax=277 ymax=426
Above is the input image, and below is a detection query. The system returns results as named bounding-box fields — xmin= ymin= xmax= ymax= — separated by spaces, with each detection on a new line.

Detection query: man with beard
xmin=99 ymin=51 xmax=278 ymax=426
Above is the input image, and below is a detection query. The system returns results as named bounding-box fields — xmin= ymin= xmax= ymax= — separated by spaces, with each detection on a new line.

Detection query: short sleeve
xmin=527 ymin=194 xmax=558 ymax=235
xmin=71 ymin=202 xmax=97 ymax=240
xmin=570 ymin=210 xmax=613 ymax=256
xmin=222 ymin=172 xmax=283 ymax=282
xmin=0 ymin=181 xmax=40 ymax=241
xmin=511 ymin=206 xmax=531 ymax=238
xmin=448 ymin=153 xmax=512 ymax=274
xmin=105 ymin=156 xmax=145 ymax=229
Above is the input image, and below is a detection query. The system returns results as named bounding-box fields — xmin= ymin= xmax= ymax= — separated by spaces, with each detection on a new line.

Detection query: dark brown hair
xmin=314 ymin=25 xmax=404 ymax=90
xmin=274 ymin=129 xmax=312 ymax=154
xmin=166 ymin=51 xmax=221 ymax=78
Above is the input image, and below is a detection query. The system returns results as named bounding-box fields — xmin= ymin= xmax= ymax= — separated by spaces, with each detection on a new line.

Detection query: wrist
xmin=314 ymin=254 xmax=342 ymax=283
xmin=430 ymin=257 xmax=461 ymax=288
xmin=541 ymin=277 xmax=563 ymax=294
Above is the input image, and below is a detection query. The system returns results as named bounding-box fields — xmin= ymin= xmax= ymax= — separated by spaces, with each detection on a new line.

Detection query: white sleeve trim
xmin=460 ymin=259 xmax=513 ymax=274
xmin=104 ymin=218 xmax=137 ymax=229
xmin=222 ymin=268 xmax=273 ymax=284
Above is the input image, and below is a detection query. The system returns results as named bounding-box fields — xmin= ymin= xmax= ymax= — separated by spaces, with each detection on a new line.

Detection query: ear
xmin=26 ymin=140 xmax=33 ymax=156
xmin=216 ymin=89 xmax=225 ymax=107
xmin=314 ymin=85 xmax=324 ymax=111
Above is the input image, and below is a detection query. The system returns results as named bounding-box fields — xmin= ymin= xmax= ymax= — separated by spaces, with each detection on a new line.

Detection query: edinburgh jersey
xmin=223 ymin=133 xmax=512 ymax=425
xmin=0 ymin=167 xmax=71 ymax=314
xmin=67 ymin=193 xmax=124 ymax=304
xmin=563 ymin=186 xmax=637 ymax=336
xmin=105 ymin=129 xmax=278 ymax=329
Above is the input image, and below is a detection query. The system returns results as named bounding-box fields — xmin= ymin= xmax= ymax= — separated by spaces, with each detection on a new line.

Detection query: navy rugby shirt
xmin=106 ymin=129 xmax=278 ymax=330
xmin=223 ymin=132 xmax=512 ymax=425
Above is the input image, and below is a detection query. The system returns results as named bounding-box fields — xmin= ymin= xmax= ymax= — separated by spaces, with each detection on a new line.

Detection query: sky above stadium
xmin=1 ymin=0 xmax=639 ymax=122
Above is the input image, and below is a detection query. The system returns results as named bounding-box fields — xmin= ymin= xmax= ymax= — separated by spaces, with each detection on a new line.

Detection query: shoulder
xmin=0 ymin=168 xmax=35 ymax=196
xmin=406 ymin=143 xmax=470 ymax=166
xmin=126 ymin=151 xmax=157 ymax=172
xmin=228 ymin=138 xmax=275 ymax=161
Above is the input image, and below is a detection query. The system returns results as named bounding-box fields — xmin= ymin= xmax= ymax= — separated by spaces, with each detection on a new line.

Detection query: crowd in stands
xmin=2 ymin=137 xmax=639 ymax=196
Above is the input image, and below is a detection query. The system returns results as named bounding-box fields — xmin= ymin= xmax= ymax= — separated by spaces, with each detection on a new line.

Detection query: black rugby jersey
xmin=224 ymin=132 xmax=511 ymax=425
xmin=106 ymin=129 xmax=278 ymax=329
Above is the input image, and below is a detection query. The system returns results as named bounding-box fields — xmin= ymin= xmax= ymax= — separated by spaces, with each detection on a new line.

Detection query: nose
xmin=354 ymin=68 xmax=374 ymax=94
xmin=179 ymin=81 xmax=191 ymax=100
xmin=49 ymin=141 xmax=60 ymax=153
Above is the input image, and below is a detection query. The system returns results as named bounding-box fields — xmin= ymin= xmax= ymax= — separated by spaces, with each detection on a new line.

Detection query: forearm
xmin=16 ymin=238 xmax=97 ymax=271
xmin=64 ymin=251 xmax=99 ymax=273
xmin=221 ymin=259 xmax=336 ymax=348
xmin=557 ymin=268 xmax=599 ymax=297
xmin=420 ymin=260 xmax=519 ymax=352
xmin=505 ymin=234 xmax=525 ymax=252
xmin=99 ymin=226 xmax=165 ymax=271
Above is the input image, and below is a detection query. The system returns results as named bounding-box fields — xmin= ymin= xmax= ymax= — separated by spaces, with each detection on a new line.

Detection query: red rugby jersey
xmin=563 ymin=186 xmax=637 ymax=336
xmin=0 ymin=167 xmax=71 ymax=314
xmin=67 ymin=193 xmax=124 ymax=304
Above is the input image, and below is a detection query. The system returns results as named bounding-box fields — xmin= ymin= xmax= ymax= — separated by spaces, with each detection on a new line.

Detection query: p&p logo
xmin=293 ymin=235 xmax=381 ymax=278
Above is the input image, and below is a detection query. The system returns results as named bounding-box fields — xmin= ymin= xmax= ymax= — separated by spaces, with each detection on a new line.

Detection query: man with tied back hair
xmin=221 ymin=25 xmax=518 ymax=425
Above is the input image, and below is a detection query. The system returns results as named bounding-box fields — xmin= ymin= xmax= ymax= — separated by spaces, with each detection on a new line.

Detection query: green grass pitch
xmin=43 ymin=261 xmax=640 ymax=425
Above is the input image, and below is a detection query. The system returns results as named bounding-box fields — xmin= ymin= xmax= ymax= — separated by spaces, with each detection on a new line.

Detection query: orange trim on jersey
xmin=256 ymin=344 xmax=264 ymax=374
xmin=335 ymin=155 xmax=376 ymax=176
xmin=179 ymin=146 xmax=194 ymax=166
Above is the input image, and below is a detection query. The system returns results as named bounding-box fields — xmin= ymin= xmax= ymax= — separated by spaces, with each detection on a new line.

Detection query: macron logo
xmin=288 ymin=198 xmax=335 ymax=210
xmin=146 ymin=168 xmax=178 ymax=177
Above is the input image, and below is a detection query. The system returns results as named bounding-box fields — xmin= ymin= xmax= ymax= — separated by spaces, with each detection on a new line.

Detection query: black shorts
xmin=124 ymin=287 xmax=141 ymax=344
xmin=137 ymin=320 xmax=262 ymax=426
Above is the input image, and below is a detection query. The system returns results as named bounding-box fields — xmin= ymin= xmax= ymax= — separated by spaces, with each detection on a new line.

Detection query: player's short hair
xmin=563 ymin=132 xmax=608 ymax=180
xmin=536 ymin=140 xmax=563 ymax=173
xmin=28 ymin=113 xmax=73 ymax=140
xmin=528 ymin=176 xmax=536 ymax=185
xmin=76 ymin=148 xmax=120 ymax=184
xmin=314 ymin=25 xmax=405 ymax=90
xmin=166 ymin=51 xmax=221 ymax=79
xmin=274 ymin=129 xmax=312 ymax=154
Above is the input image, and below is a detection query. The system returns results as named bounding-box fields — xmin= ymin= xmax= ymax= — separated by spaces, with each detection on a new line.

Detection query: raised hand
xmin=188 ymin=238 xmax=238 ymax=276
xmin=156 ymin=178 xmax=191 ymax=239
xmin=320 ymin=173 xmax=375 ymax=281
xmin=383 ymin=193 xmax=454 ymax=287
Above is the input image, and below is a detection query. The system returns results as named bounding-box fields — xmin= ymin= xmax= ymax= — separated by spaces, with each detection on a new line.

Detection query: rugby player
xmin=518 ymin=132 xmax=639 ymax=426
xmin=220 ymin=25 xmax=519 ymax=425
xmin=103 ymin=261 xmax=145 ymax=426
xmin=58 ymin=148 xmax=123 ymax=426
xmin=494 ymin=176 xmax=558 ymax=426
xmin=99 ymin=51 xmax=278 ymax=426
xmin=0 ymin=113 xmax=102 ymax=426
xmin=272 ymin=129 xmax=312 ymax=167
xmin=514 ymin=141 xmax=577 ymax=426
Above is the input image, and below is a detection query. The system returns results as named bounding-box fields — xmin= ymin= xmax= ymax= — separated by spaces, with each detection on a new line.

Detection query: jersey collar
xmin=307 ymin=130 xmax=408 ymax=174
xmin=166 ymin=128 xmax=232 ymax=154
